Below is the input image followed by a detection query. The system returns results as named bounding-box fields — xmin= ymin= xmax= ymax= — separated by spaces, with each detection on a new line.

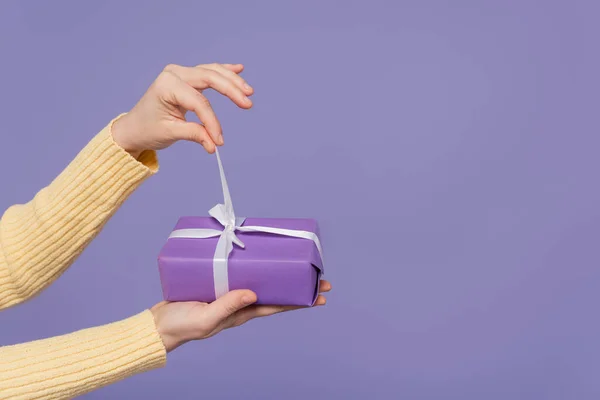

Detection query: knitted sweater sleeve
xmin=0 ymin=116 xmax=167 ymax=399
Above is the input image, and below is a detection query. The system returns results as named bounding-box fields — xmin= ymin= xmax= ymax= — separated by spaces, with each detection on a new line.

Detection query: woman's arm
xmin=0 ymin=282 xmax=331 ymax=399
xmin=0 ymin=63 xmax=332 ymax=399
xmin=0 ymin=115 xmax=158 ymax=310
xmin=0 ymin=311 xmax=166 ymax=399
xmin=0 ymin=62 xmax=255 ymax=309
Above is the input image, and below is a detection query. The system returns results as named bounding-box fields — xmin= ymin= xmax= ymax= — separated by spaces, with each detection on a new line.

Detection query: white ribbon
xmin=168 ymin=149 xmax=324 ymax=299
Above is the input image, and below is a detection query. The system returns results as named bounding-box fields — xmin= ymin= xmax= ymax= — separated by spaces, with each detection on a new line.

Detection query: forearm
xmin=0 ymin=115 xmax=158 ymax=309
xmin=0 ymin=310 xmax=166 ymax=399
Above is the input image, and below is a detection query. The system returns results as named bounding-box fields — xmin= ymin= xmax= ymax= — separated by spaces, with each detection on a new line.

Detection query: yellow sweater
xmin=0 ymin=116 xmax=167 ymax=399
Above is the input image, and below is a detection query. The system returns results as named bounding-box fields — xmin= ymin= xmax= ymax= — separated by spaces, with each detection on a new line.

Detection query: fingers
xmin=231 ymin=293 xmax=328 ymax=328
xmin=159 ymin=63 xmax=253 ymax=148
xmin=232 ymin=304 xmax=294 ymax=326
xmin=222 ymin=63 xmax=244 ymax=73
xmin=163 ymin=71 xmax=223 ymax=146
xmin=207 ymin=279 xmax=331 ymax=330
xmin=238 ymin=281 xmax=331 ymax=322
xmin=197 ymin=66 xmax=253 ymax=108
xmin=206 ymin=289 xmax=257 ymax=326
xmin=201 ymin=63 xmax=254 ymax=96
xmin=319 ymin=280 xmax=332 ymax=293
xmin=166 ymin=64 xmax=252 ymax=109
xmin=314 ymin=294 xmax=327 ymax=306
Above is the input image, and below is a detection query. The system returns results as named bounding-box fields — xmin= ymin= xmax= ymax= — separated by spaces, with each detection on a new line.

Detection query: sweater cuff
xmin=107 ymin=113 xmax=159 ymax=173
xmin=0 ymin=310 xmax=167 ymax=399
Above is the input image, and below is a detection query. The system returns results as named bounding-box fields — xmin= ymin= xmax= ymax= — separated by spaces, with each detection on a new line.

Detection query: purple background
xmin=0 ymin=1 xmax=599 ymax=398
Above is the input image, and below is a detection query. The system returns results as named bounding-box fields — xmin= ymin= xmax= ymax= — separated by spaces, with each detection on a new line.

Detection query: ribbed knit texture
xmin=0 ymin=311 xmax=166 ymax=400
xmin=0 ymin=115 xmax=167 ymax=399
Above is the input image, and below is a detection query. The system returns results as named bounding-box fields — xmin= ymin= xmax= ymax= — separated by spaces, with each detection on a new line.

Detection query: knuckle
xmin=163 ymin=63 xmax=178 ymax=73
xmin=156 ymin=71 xmax=174 ymax=88
xmin=201 ymin=69 xmax=217 ymax=84
xmin=196 ymin=93 xmax=211 ymax=107
xmin=187 ymin=126 xmax=201 ymax=142
xmin=225 ymin=303 xmax=239 ymax=315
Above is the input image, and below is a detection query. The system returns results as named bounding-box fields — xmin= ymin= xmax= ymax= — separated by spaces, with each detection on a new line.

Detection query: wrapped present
xmin=157 ymin=151 xmax=324 ymax=306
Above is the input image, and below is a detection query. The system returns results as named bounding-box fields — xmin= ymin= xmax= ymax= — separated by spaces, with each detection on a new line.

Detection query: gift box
xmin=158 ymin=216 xmax=323 ymax=305
xmin=157 ymin=150 xmax=324 ymax=306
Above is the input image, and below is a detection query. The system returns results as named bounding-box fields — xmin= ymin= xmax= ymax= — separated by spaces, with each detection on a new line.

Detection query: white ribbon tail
xmin=169 ymin=229 xmax=223 ymax=239
xmin=215 ymin=148 xmax=236 ymax=224
xmin=237 ymin=225 xmax=324 ymax=261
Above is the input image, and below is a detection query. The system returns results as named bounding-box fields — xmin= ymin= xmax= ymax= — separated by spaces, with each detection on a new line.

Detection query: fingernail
xmin=242 ymin=295 xmax=253 ymax=305
xmin=244 ymin=96 xmax=252 ymax=105
xmin=218 ymin=135 xmax=224 ymax=145
xmin=243 ymin=83 xmax=252 ymax=91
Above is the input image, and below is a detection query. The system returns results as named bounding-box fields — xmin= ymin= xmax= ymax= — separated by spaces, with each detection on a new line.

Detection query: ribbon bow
xmin=168 ymin=149 xmax=323 ymax=299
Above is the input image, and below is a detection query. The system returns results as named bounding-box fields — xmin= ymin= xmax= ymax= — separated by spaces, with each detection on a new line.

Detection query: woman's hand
xmin=111 ymin=63 xmax=254 ymax=158
xmin=151 ymin=280 xmax=332 ymax=352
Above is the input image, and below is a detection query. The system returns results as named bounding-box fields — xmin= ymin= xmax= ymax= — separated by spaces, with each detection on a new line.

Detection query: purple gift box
xmin=158 ymin=216 xmax=324 ymax=306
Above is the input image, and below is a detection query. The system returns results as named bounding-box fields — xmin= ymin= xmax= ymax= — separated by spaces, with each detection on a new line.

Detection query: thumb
xmin=206 ymin=290 xmax=257 ymax=325
xmin=172 ymin=121 xmax=216 ymax=153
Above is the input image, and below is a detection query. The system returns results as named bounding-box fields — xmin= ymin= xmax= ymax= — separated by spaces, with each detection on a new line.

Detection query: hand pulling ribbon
xmin=168 ymin=149 xmax=324 ymax=299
